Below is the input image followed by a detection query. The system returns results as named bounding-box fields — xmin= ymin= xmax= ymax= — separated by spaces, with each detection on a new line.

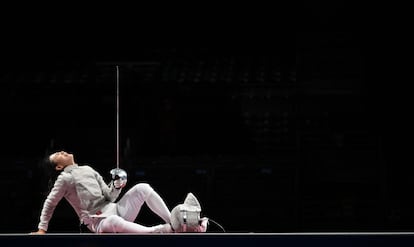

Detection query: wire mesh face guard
xmin=171 ymin=205 xmax=201 ymax=232
xmin=170 ymin=193 xmax=202 ymax=232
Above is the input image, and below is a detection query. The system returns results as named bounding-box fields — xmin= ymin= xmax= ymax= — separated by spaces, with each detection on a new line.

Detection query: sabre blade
xmin=116 ymin=65 xmax=120 ymax=169
xmin=110 ymin=66 xmax=127 ymax=182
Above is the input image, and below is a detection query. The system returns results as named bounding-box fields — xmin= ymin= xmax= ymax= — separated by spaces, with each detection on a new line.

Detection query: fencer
xmin=31 ymin=150 xmax=174 ymax=234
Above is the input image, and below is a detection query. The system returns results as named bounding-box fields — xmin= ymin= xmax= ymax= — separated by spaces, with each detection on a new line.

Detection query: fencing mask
xmin=170 ymin=192 xmax=208 ymax=232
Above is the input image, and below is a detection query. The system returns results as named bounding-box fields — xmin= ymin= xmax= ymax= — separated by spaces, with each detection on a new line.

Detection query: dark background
xmin=1 ymin=4 xmax=411 ymax=234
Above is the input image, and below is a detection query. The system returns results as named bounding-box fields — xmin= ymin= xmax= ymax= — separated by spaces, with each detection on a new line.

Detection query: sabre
xmin=110 ymin=65 xmax=127 ymax=181
xmin=116 ymin=65 xmax=120 ymax=169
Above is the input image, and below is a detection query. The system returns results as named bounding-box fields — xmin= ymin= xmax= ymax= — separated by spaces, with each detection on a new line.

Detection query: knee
xmin=101 ymin=215 xmax=125 ymax=233
xmin=132 ymin=183 xmax=154 ymax=200
xmin=106 ymin=214 xmax=123 ymax=224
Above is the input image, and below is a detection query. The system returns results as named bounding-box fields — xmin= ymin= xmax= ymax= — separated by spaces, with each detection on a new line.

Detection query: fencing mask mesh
xmin=170 ymin=192 xmax=204 ymax=232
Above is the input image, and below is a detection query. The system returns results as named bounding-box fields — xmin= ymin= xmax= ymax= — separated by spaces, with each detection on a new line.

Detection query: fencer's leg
xmin=146 ymin=186 xmax=172 ymax=223
xmin=117 ymin=183 xmax=171 ymax=223
xmin=97 ymin=215 xmax=172 ymax=233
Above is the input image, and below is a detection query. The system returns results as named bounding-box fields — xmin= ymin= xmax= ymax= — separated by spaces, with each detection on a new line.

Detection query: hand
xmin=196 ymin=217 xmax=209 ymax=232
xmin=30 ymin=229 xmax=46 ymax=234
xmin=113 ymin=178 xmax=127 ymax=189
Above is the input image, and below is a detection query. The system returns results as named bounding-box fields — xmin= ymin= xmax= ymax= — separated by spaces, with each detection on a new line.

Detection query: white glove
xmin=113 ymin=178 xmax=127 ymax=189
xmin=196 ymin=217 xmax=209 ymax=232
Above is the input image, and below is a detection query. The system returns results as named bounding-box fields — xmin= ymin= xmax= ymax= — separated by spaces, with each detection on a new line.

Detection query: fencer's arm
xmin=37 ymin=174 xmax=67 ymax=232
xmin=95 ymin=170 xmax=121 ymax=201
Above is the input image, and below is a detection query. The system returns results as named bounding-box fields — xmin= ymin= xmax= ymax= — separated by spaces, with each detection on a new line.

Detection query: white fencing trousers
xmin=96 ymin=183 xmax=172 ymax=233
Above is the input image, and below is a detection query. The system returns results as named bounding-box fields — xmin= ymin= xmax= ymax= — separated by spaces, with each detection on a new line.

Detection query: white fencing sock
xmin=97 ymin=215 xmax=173 ymax=233
xmin=146 ymin=190 xmax=172 ymax=223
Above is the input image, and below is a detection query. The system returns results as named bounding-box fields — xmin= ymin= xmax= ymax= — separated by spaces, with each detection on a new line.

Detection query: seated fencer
xmin=31 ymin=150 xmax=208 ymax=234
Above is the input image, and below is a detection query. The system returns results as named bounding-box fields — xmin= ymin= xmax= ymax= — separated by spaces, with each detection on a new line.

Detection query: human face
xmin=49 ymin=151 xmax=75 ymax=171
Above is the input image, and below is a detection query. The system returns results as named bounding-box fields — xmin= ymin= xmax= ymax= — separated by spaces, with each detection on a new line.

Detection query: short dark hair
xmin=44 ymin=154 xmax=57 ymax=168
xmin=38 ymin=152 xmax=61 ymax=195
